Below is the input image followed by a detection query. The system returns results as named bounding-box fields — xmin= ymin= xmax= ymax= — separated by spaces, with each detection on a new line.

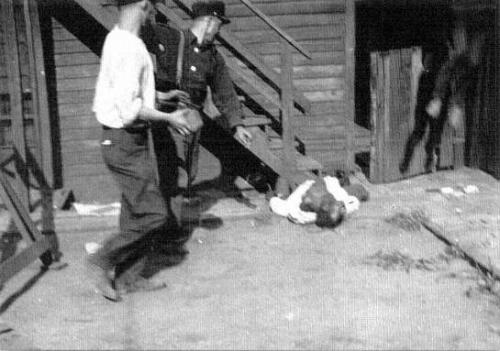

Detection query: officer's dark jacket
xmin=142 ymin=23 xmax=243 ymax=129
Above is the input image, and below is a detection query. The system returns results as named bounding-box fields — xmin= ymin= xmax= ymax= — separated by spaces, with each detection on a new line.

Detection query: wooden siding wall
xmin=165 ymin=0 xmax=349 ymax=170
xmin=224 ymin=0 xmax=349 ymax=170
xmin=51 ymin=19 xmax=116 ymax=202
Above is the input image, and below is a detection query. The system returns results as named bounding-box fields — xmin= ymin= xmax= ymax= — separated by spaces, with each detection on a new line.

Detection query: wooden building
xmin=38 ymin=0 xmax=370 ymax=202
xmin=0 ymin=0 xmax=499 ymax=206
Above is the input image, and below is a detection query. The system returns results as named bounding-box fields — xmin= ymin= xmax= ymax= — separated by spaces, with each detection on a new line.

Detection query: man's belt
xmin=157 ymin=100 xmax=202 ymax=111
xmin=102 ymin=121 xmax=149 ymax=132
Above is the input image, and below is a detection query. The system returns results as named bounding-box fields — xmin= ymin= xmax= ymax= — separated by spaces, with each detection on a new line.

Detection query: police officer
xmin=143 ymin=0 xmax=252 ymax=213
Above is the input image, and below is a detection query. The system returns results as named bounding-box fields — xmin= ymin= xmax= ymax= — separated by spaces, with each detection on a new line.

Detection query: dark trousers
xmin=91 ymin=127 xmax=170 ymax=270
xmin=152 ymin=123 xmax=201 ymax=220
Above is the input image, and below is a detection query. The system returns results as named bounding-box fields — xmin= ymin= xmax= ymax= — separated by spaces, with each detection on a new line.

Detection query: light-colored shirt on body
xmin=93 ymin=26 xmax=155 ymax=128
xmin=269 ymin=176 xmax=360 ymax=224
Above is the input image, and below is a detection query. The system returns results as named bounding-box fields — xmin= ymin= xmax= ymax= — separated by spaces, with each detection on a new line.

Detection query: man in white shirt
xmin=88 ymin=0 xmax=196 ymax=302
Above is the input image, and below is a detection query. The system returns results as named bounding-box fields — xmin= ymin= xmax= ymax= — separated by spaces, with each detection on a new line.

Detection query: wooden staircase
xmin=68 ymin=0 xmax=325 ymax=188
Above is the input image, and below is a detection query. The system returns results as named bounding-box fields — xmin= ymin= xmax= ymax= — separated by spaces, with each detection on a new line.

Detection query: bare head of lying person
xmin=300 ymin=179 xmax=347 ymax=228
xmin=315 ymin=194 xmax=346 ymax=228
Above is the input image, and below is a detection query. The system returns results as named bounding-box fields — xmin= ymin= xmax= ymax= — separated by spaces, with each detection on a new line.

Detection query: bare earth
xmin=1 ymin=169 xmax=500 ymax=349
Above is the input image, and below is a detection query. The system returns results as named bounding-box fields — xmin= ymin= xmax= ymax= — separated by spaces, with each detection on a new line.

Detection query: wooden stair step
xmin=242 ymin=116 xmax=271 ymax=127
xmin=297 ymin=154 xmax=323 ymax=172
xmin=267 ymin=136 xmax=301 ymax=151
xmin=273 ymin=150 xmax=323 ymax=172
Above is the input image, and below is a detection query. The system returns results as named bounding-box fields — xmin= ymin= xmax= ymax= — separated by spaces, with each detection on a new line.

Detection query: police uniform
xmin=143 ymin=15 xmax=243 ymax=208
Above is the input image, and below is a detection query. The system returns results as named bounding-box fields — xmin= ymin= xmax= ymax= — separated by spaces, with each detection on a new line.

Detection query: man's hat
xmin=192 ymin=1 xmax=231 ymax=24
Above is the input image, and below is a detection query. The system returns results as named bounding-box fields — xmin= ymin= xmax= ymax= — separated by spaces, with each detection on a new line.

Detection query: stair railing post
xmin=280 ymin=38 xmax=295 ymax=192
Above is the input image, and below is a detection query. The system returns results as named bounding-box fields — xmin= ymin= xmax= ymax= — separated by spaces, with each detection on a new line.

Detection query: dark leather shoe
xmin=86 ymin=259 xmax=121 ymax=302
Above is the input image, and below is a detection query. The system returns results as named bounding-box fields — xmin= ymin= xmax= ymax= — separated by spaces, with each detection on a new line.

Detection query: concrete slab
xmin=0 ymin=168 xmax=499 ymax=349
xmin=357 ymin=168 xmax=500 ymax=279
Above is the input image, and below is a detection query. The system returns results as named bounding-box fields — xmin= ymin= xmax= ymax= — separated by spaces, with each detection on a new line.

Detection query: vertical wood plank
xmin=496 ymin=0 xmax=500 ymax=177
xmin=26 ymin=0 xmax=55 ymax=189
xmin=25 ymin=0 xmax=58 ymax=259
xmin=382 ymin=52 xmax=391 ymax=182
xmin=369 ymin=52 xmax=379 ymax=181
xmin=344 ymin=0 xmax=356 ymax=171
xmin=1 ymin=0 xmax=29 ymax=208
xmin=280 ymin=38 xmax=295 ymax=190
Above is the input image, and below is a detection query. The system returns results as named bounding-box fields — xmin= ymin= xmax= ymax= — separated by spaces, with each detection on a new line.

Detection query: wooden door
xmin=370 ymin=47 xmax=454 ymax=183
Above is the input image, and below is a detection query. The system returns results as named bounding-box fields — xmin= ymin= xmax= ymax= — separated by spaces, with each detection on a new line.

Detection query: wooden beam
xmin=1 ymin=0 xmax=29 ymax=207
xmin=0 ymin=170 xmax=45 ymax=243
xmin=25 ymin=0 xmax=55 ymax=189
xmin=25 ymin=0 xmax=58 ymax=258
xmin=238 ymin=0 xmax=312 ymax=59
xmin=344 ymin=0 xmax=356 ymax=172
xmin=0 ymin=236 xmax=52 ymax=285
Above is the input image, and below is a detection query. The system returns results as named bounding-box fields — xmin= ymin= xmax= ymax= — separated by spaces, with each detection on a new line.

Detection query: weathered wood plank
xmin=237 ymin=0 xmax=312 ymax=59
xmin=60 ymin=126 xmax=101 ymax=141
xmin=254 ymin=39 xmax=345 ymax=56
xmin=54 ymin=52 xmax=99 ymax=66
xmin=224 ymin=0 xmax=345 ymax=17
xmin=56 ymin=64 xmax=99 ymax=79
xmin=25 ymin=0 xmax=55 ymax=190
xmin=56 ymin=77 xmax=96 ymax=92
xmin=228 ymin=13 xmax=344 ymax=32
xmin=344 ymin=0 xmax=355 ymax=171
xmin=0 ymin=236 xmax=52 ymax=285
xmin=1 ymin=0 xmax=29 ymax=206
xmin=233 ymin=25 xmax=344 ymax=45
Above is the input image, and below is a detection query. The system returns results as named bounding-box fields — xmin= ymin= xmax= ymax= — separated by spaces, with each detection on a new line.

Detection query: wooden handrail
xmin=238 ymin=0 xmax=311 ymax=59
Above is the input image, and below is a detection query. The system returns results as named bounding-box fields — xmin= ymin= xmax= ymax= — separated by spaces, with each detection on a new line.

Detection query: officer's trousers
xmin=90 ymin=127 xmax=170 ymax=270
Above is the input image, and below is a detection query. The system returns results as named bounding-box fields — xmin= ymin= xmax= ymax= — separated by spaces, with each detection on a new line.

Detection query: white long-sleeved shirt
xmin=93 ymin=26 xmax=155 ymax=128
xmin=269 ymin=176 xmax=360 ymax=225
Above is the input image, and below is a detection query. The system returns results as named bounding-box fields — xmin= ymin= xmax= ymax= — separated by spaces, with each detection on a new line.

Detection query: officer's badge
xmin=158 ymin=43 xmax=165 ymax=52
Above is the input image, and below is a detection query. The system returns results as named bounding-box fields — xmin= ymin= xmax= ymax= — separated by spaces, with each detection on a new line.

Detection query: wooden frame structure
xmin=0 ymin=0 xmax=59 ymax=287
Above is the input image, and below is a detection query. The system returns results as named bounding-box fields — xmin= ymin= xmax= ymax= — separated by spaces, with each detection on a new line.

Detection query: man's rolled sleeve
xmin=112 ymin=50 xmax=144 ymax=126
xmin=210 ymin=51 xmax=243 ymax=130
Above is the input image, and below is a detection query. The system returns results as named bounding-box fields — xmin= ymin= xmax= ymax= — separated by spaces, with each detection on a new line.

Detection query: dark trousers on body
xmin=90 ymin=127 xmax=171 ymax=271
xmin=152 ymin=122 xmax=201 ymax=228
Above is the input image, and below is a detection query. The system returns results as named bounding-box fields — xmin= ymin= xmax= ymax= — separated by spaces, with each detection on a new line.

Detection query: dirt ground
xmin=1 ymin=169 xmax=500 ymax=349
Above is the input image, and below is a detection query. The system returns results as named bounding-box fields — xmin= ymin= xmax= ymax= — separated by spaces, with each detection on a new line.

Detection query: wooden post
xmin=1 ymin=0 xmax=30 ymax=208
xmin=25 ymin=0 xmax=54 ymax=189
xmin=279 ymin=38 xmax=295 ymax=194
xmin=24 ymin=0 xmax=59 ymax=260
xmin=497 ymin=0 xmax=500 ymax=177
xmin=344 ymin=0 xmax=356 ymax=172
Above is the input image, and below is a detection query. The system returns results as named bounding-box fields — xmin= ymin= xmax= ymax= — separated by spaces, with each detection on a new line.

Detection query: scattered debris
xmin=73 ymin=202 xmax=120 ymax=217
xmin=440 ymin=187 xmax=454 ymax=195
xmin=85 ymin=242 xmax=101 ymax=255
xmin=463 ymin=185 xmax=479 ymax=194
xmin=385 ymin=210 xmax=427 ymax=232
xmin=363 ymin=249 xmax=457 ymax=272
xmin=425 ymin=185 xmax=479 ymax=198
